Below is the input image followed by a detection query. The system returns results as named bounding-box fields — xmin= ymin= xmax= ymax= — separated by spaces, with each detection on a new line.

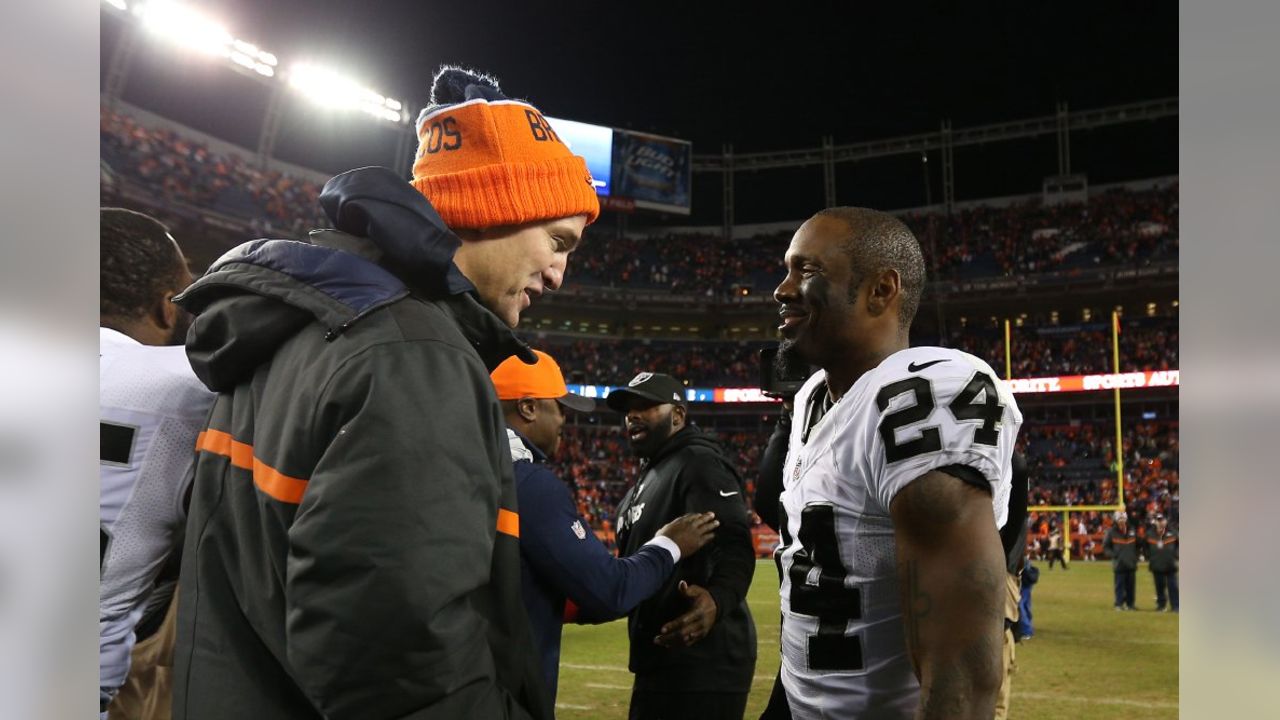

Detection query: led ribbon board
xmin=567 ymin=370 xmax=1179 ymax=405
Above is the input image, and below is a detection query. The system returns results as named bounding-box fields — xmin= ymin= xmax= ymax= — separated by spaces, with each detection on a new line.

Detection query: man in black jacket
xmin=171 ymin=66 xmax=599 ymax=720
xmin=609 ymin=372 xmax=757 ymax=720
xmin=1146 ymin=513 xmax=1179 ymax=612
xmin=1104 ymin=511 xmax=1140 ymax=610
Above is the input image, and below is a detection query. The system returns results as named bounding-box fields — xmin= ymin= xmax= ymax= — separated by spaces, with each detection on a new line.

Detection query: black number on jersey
xmin=100 ymin=421 xmax=136 ymax=575
xmin=775 ymin=504 xmax=864 ymax=672
xmin=949 ymin=372 xmax=1003 ymax=446
xmin=875 ymin=372 xmax=1006 ymax=462
xmin=101 ymin=421 xmax=137 ymax=466
xmin=876 ymin=377 xmax=942 ymax=463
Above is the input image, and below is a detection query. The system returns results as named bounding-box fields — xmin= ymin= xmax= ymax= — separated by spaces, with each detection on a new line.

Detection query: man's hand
xmin=654 ymin=581 xmax=718 ymax=648
xmin=656 ymin=512 xmax=719 ymax=558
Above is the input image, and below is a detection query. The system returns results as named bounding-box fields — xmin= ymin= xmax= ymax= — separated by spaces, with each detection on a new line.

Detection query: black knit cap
xmin=605 ymin=372 xmax=688 ymax=412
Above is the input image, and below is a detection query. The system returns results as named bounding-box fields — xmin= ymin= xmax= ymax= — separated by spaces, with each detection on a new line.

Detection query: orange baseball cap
xmin=490 ymin=349 xmax=595 ymax=412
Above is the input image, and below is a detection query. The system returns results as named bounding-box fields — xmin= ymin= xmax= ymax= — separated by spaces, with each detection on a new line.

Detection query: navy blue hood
xmin=174 ymin=166 xmax=493 ymax=391
xmin=318 ymin=166 xmax=474 ymax=298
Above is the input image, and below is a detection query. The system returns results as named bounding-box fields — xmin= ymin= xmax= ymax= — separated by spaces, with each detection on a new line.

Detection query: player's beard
xmin=628 ymin=411 xmax=676 ymax=459
xmin=775 ymin=338 xmax=811 ymax=381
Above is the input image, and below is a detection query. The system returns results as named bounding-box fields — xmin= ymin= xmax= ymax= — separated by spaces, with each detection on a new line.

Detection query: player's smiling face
xmin=774 ymin=215 xmax=865 ymax=366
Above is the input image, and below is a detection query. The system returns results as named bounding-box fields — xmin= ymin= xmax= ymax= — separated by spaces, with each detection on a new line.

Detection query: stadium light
xmin=130 ymin=1 xmax=277 ymax=77
xmin=287 ymin=63 xmax=407 ymax=123
xmin=111 ymin=1 xmax=409 ymax=124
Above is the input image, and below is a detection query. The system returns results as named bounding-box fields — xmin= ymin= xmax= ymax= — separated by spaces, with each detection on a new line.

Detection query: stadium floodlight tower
xmin=101 ymin=1 xmax=411 ymax=169
xmin=101 ymin=0 xmax=278 ymax=108
xmin=256 ymin=62 xmax=411 ymax=169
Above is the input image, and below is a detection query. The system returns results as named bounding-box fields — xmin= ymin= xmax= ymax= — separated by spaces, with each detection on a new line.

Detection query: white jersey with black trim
xmin=776 ymin=346 xmax=1022 ymax=719
xmin=99 ymin=328 xmax=214 ymax=710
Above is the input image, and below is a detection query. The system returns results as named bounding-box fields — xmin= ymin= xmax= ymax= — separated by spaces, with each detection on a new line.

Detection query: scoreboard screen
xmin=547 ymin=116 xmax=614 ymax=197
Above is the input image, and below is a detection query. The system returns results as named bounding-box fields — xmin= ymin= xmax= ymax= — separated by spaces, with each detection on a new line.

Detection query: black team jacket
xmin=170 ymin=167 xmax=549 ymax=720
xmin=1104 ymin=523 xmax=1140 ymax=572
xmin=615 ymin=425 xmax=757 ymax=694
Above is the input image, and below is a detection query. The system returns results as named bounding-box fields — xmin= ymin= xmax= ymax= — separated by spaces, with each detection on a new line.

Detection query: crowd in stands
xmin=531 ymin=338 xmax=770 ymax=387
xmin=1021 ymin=421 xmax=1179 ymax=515
xmin=948 ymin=316 xmax=1179 ymax=377
xmin=552 ymin=417 xmax=1178 ymax=557
xmin=566 ymin=230 xmax=791 ymax=297
xmin=526 ymin=314 xmax=1177 ymax=389
xmin=100 ymin=107 xmax=326 ymax=237
xmin=1023 ymin=420 xmax=1179 ymax=558
xmin=567 ymin=188 xmax=1178 ymax=293
xmin=902 ymin=185 xmax=1179 ymax=279
xmin=101 ymin=105 xmax=1177 ymax=291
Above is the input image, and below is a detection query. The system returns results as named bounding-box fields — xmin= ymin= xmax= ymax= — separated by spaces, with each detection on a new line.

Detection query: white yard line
xmin=585 ymin=683 xmax=631 ymax=690
xmin=1014 ymin=690 xmax=1178 ymax=709
xmin=556 ymin=703 xmax=593 ymax=710
xmin=562 ymin=662 xmax=630 ymax=673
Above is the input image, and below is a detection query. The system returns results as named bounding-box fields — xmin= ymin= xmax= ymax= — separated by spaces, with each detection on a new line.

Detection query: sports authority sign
xmin=1007 ymin=370 xmax=1179 ymax=394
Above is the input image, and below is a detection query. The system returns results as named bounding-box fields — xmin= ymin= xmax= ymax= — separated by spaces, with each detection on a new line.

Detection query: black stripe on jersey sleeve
xmin=936 ymin=463 xmax=993 ymax=495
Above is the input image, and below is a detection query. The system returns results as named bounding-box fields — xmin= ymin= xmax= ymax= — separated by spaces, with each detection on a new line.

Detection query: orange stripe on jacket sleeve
xmin=497 ymin=508 xmax=520 ymax=538
xmin=196 ymin=429 xmax=309 ymax=504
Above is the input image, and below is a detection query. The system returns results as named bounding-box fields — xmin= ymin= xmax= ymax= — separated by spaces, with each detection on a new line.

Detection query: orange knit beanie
xmin=410 ymin=66 xmax=601 ymax=230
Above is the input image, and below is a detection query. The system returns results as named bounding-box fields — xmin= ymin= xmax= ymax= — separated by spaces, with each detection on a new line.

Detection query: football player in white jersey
xmin=100 ymin=208 xmax=213 ymax=719
xmin=766 ymin=207 xmax=1022 ymax=720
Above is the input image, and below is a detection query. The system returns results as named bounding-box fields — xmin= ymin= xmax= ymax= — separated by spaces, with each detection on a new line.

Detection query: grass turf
xmin=556 ymin=559 xmax=1177 ymax=718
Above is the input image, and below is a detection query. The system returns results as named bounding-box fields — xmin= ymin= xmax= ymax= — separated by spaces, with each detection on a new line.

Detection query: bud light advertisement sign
xmin=611 ymin=129 xmax=692 ymax=215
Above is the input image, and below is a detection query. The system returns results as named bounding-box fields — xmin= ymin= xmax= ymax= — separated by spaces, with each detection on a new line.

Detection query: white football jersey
xmin=99 ymin=328 xmax=213 ymax=709
xmin=776 ymin=346 xmax=1022 ymax=719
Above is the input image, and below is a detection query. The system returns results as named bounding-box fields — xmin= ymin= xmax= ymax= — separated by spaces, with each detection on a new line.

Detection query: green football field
xmin=556 ymin=559 xmax=1178 ymax=719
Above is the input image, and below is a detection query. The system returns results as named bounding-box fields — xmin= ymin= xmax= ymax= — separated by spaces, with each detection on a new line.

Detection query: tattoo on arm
xmin=892 ymin=471 xmax=1007 ymax=720
xmin=899 ymin=558 xmax=931 ymax=663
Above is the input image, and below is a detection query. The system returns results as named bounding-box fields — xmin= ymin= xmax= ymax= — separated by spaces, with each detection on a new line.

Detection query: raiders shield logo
xmin=629 ymin=372 xmax=653 ymax=387
xmin=571 ymin=520 xmax=587 ymax=540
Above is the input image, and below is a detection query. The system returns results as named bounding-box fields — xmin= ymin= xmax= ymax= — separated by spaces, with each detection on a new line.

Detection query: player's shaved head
xmin=812 ymin=207 xmax=925 ymax=331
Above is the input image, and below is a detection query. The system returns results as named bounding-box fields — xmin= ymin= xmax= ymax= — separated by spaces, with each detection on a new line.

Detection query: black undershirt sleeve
xmin=754 ymin=414 xmax=791 ymax=531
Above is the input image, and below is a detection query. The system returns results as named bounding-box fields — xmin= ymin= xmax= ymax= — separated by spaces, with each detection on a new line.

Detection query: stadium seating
xmin=552 ymin=420 xmax=1178 ymax=547
xmin=102 ymin=101 xmax=1180 ymax=554
xmin=524 ymin=315 xmax=1178 ymax=388
xmin=101 ymin=104 xmax=1178 ymax=290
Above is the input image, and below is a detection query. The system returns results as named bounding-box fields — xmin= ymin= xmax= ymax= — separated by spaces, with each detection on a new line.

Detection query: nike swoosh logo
xmin=719 ymin=490 xmax=740 ymax=497
xmin=908 ymin=359 xmax=949 ymax=372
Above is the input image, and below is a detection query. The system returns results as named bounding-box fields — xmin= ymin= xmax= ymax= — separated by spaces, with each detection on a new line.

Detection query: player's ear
xmin=671 ymin=404 xmax=687 ymax=430
xmin=865 ymin=269 xmax=901 ymax=318
xmin=153 ymin=291 xmax=180 ymax=332
xmin=517 ymin=397 xmax=539 ymax=422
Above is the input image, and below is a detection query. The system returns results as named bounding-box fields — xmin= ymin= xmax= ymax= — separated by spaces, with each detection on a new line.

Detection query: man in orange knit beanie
xmin=411 ymin=66 xmax=600 ymax=325
xmin=171 ymin=66 xmax=597 ymax=720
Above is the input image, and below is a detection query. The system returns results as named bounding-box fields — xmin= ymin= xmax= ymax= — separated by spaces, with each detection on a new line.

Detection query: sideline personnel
xmin=490 ymin=350 xmax=719 ymax=704
xmin=611 ymin=373 xmax=757 ymax=720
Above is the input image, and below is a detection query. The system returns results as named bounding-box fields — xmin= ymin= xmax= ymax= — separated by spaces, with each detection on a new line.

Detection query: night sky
xmin=102 ymin=1 xmax=1177 ymax=223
